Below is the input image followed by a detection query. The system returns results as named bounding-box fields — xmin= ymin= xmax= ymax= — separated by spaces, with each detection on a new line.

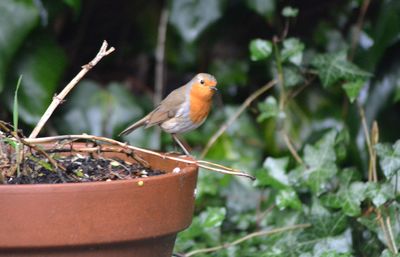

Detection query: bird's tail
xmin=119 ymin=116 xmax=149 ymax=136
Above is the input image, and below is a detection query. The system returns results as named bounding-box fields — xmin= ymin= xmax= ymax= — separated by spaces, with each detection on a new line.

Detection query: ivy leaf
xmin=281 ymin=38 xmax=304 ymax=66
xmin=275 ymin=188 xmax=302 ymax=210
xmin=309 ymin=198 xmax=348 ymax=237
xmin=246 ymin=0 xmax=275 ymax=19
xmin=365 ymin=182 xmax=395 ymax=207
xmin=249 ymin=39 xmax=272 ymax=61
xmin=311 ymin=51 xmax=372 ymax=87
xmin=321 ymin=169 xmax=367 ymax=217
xmin=303 ymin=130 xmax=338 ymax=195
xmin=256 ymin=157 xmax=290 ymax=188
xmin=342 ymin=79 xmax=365 ymax=103
xmin=282 ymin=6 xmax=299 ymax=18
xmin=201 ymin=207 xmax=226 ymax=228
xmin=169 ymin=0 xmax=222 ymax=42
xmin=375 ymin=140 xmax=400 ymax=179
xmin=283 ymin=65 xmax=304 ymax=87
xmin=0 ymin=1 xmax=38 ymax=92
xmin=257 ymin=96 xmax=279 ymax=122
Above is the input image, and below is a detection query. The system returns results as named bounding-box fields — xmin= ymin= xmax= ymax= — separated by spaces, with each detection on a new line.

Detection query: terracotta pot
xmin=0 ymin=143 xmax=198 ymax=257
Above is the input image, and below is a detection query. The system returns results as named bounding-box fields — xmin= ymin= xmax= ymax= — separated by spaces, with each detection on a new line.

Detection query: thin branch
xmin=24 ymin=134 xmax=255 ymax=180
xmin=201 ymin=79 xmax=277 ymax=158
xmin=29 ymin=40 xmax=115 ymax=139
xmin=154 ymin=6 xmax=169 ymax=106
xmin=358 ymin=104 xmax=375 ymax=180
xmin=370 ymin=121 xmax=379 ymax=182
xmin=181 ymin=223 xmax=311 ymax=257
xmin=386 ymin=215 xmax=398 ymax=254
xmin=349 ymin=0 xmax=371 ymax=60
xmin=282 ymin=131 xmax=303 ymax=165
xmin=375 ymin=209 xmax=395 ymax=253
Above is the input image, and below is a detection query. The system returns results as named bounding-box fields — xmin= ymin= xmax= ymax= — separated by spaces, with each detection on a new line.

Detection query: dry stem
xmin=180 ymin=223 xmax=311 ymax=257
xmin=201 ymin=79 xmax=277 ymax=158
xmin=349 ymin=0 xmax=371 ymax=60
xmin=25 ymin=134 xmax=255 ymax=180
xmin=29 ymin=40 xmax=115 ymax=139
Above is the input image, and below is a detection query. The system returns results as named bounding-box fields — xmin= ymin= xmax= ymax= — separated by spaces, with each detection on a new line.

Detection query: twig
xmin=282 ymin=131 xmax=303 ymax=165
xmin=349 ymin=0 xmax=371 ymax=60
xmin=358 ymin=104 xmax=376 ymax=181
xmin=153 ymin=6 xmax=169 ymax=149
xmin=201 ymin=80 xmax=277 ymax=158
xmin=29 ymin=40 xmax=115 ymax=139
xmin=386 ymin=215 xmax=398 ymax=254
xmin=154 ymin=6 xmax=169 ymax=106
xmin=370 ymin=121 xmax=379 ymax=182
xmin=255 ymin=204 xmax=276 ymax=227
xmin=25 ymin=134 xmax=255 ymax=180
xmin=0 ymin=122 xmax=66 ymax=180
xmin=375 ymin=210 xmax=395 ymax=253
xmin=180 ymin=223 xmax=311 ymax=257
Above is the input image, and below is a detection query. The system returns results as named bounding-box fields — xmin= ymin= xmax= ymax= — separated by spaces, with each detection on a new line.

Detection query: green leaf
xmin=281 ymin=38 xmax=304 ymax=66
xmin=275 ymin=188 xmax=302 ymax=210
xmin=4 ymin=35 xmax=66 ymax=125
xmin=257 ymin=96 xmax=279 ymax=122
xmin=365 ymin=182 xmax=395 ymax=207
xmin=375 ymin=140 xmax=400 ymax=179
xmin=342 ymin=79 xmax=365 ymax=103
xmin=249 ymin=39 xmax=273 ymax=61
xmin=0 ymin=0 xmax=38 ymax=92
xmin=282 ymin=6 xmax=299 ymax=18
xmin=311 ymin=52 xmax=372 ymax=87
xmin=13 ymin=75 xmax=23 ymax=132
xmin=246 ymin=0 xmax=275 ymax=19
xmin=321 ymin=169 xmax=367 ymax=217
xmin=283 ymin=65 xmax=304 ymax=87
xmin=202 ymin=207 xmax=226 ymax=228
xmin=169 ymin=0 xmax=222 ymax=42
xmin=257 ymin=157 xmax=290 ymax=188
xmin=309 ymin=198 xmax=348 ymax=237
xmin=303 ymin=130 xmax=338 ymax=195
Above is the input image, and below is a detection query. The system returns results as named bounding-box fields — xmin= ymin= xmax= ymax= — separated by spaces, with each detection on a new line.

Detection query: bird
xmin=119 ymin=73 xmax=218 ymax=155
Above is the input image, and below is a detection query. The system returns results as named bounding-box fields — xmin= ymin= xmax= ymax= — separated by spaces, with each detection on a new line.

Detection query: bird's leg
xmin=171 ymin=134 xmax=191 ymax=156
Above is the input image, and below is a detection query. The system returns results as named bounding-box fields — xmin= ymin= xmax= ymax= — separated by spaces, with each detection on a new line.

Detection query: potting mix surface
xmin=1 ymin=153 xmax=166 ymax=184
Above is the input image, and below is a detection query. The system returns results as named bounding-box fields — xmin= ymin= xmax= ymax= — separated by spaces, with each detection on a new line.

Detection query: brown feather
xmin=119 ymin=85 xmax=187 ymax=136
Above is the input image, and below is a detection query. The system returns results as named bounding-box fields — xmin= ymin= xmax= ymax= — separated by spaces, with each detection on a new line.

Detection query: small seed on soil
xmin=110 ymin=161 xmax=120 ymax=167
xmin=137 ymin=181 xmax=144 ymax=186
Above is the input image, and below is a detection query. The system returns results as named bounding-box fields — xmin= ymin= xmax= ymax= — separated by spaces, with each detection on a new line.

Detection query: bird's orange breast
xmin=189 ymin=84 xmax=214 ymax=124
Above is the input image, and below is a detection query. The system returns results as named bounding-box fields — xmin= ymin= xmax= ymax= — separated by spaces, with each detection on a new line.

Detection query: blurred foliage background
xmin=0 ymin=0 xmax=399 ymax=256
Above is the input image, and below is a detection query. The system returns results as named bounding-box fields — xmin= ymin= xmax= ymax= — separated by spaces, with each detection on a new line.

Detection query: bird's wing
xmin=145 ymin=85 xmax=187 ymax=128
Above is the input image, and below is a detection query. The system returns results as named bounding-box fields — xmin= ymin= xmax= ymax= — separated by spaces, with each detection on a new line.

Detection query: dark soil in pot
xmin=0 ymin=132 xmax=166 ymax=184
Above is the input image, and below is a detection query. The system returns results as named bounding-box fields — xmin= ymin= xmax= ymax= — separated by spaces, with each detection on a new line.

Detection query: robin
xmin=120 ymin=73 xmax=218 ymax=155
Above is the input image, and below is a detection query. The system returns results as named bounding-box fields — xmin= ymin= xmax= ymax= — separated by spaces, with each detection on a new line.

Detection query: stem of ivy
xmin=272 ymin=36 xmax=303 ymax=164
xmin=273 ymin=37 xmax=285 ymax=111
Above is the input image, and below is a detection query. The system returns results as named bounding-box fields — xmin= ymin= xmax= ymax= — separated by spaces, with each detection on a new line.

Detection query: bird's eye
xmin=200 ymin=79 xmax=205 ymax=85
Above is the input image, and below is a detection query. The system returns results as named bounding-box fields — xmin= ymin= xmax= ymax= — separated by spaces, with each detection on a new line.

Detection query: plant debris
xmin=0 ymin=128 xmax=165 ymax=184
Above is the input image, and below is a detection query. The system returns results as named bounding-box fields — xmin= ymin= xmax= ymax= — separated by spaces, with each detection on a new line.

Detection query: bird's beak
xmin=210 ymin=86 xmax=218 ymax=91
